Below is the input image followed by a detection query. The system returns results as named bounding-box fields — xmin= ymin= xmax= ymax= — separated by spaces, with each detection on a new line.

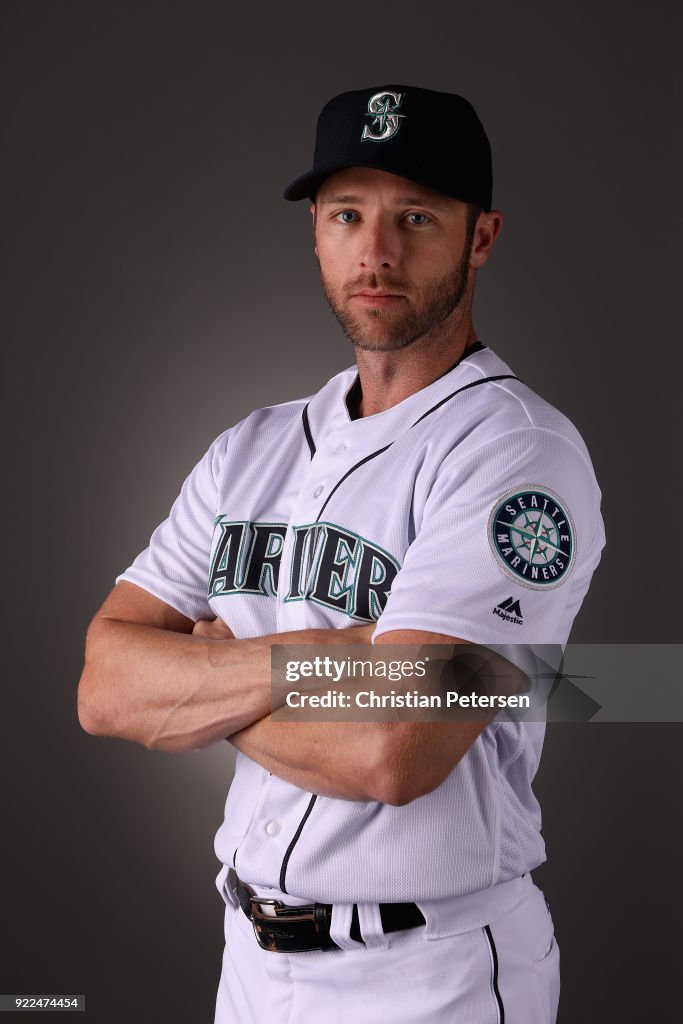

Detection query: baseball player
xmin=78 ymin=85 xmax=605 ymax=1023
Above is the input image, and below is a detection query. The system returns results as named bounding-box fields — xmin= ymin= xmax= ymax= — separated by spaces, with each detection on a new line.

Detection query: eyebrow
xmin=318 ymin=193 xmax=450 ymax=211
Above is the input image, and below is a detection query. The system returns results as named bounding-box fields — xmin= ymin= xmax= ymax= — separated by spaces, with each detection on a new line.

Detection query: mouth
xmin=351 ymin=291 xmax=406 ymax=306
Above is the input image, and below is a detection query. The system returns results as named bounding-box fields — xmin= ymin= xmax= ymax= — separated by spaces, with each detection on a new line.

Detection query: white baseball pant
xmin=213 ymin=871 xmax=560 ymax=1023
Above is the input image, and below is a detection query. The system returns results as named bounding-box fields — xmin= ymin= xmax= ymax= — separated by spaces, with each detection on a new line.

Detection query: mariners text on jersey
xmin=208 ymin=519 xmax=400 ymax=622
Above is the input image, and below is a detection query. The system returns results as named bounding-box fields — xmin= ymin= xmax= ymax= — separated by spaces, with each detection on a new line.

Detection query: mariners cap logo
xmin=488 ymin=488 xmax=575 ymax=589
xmin=361 ymin=90 xmax=404 ymax=142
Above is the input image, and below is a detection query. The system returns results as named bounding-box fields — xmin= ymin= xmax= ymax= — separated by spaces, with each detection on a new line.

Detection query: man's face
xmin=313 ymin=167 xmax=478 ymax=353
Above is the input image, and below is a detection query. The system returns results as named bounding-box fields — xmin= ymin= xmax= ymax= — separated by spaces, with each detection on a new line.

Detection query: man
xmin=78 ymin=85 xmax=605 ymax=1022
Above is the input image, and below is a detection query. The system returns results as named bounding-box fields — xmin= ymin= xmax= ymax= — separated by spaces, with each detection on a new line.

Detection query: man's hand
xmin=192 ymin=617 xmax=235 ymax=641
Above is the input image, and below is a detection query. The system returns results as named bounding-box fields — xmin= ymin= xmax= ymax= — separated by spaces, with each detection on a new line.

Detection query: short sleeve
xmin=115 ymin=430 xmax=230 ymax=621
xmin=373 ymin=427 xmax=605 ymax=646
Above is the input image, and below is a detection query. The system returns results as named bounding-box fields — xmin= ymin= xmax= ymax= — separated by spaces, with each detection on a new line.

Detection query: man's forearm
xmin=230 ymin=712 xmax=490 ymax=806
xmin=229 ymin=638 xmax=520 ymax=804
xmin=79 ymin=618 xmax=272 ymax=752
xmin=229 ymin=713 xmax=403 ymax=803
xmin=78 ymin=619 xmax=371 ymax=753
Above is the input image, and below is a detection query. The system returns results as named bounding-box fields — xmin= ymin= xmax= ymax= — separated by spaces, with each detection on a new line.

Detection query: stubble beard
xmin=319 ymin=244 xmax=473 ymax=353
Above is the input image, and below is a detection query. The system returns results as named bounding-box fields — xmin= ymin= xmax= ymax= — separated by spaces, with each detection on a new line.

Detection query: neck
xmin=351 ymin=316 xmax=479 ymax=418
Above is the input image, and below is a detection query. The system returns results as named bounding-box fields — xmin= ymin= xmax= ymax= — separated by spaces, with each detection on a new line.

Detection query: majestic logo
xmin=493 ymin=597 xmax=524 ymax=625
xmin=361 ymin=90 xmax=404 ymax=142
xmin=208 ymin=518 xmax=400 ymax=622
xmin=489 ymin=488 xmax=575 ymax=589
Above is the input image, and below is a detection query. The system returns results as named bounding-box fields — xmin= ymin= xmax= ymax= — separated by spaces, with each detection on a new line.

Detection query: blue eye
xmin=336 ymin=210 xmax=358 ymax=223
xmin=406 ymin=213 xmax=429 ymax=225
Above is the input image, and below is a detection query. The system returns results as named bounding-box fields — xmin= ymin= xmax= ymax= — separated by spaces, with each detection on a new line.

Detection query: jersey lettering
xmin=310 ymin=527 xmax=359 ymax=611
xmin=290 ymin=522 xmax=400 ymax=622
xmin=242 ymin=524 xmax=286 ymax=595
xmin=209 ymin=519 xmax=400 ymax=620
xmin=209 ymin=519 xmax=287 ymax=598
xmin=286 ymin=525 xmax=311 ymax=601
xmin=208 ymin=520 xmax=250 ymax=597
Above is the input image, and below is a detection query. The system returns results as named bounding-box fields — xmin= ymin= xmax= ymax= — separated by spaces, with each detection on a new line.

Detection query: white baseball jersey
xmin=117 ymin=341 xmax=605 ymax=903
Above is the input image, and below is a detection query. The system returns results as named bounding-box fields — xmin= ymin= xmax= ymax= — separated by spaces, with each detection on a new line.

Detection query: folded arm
xmin=78 ymin=586 xmax=514 ymax=805
xmin=228 ymin=704 xmax=488 ymax=806
xmin=229 ymin=629 xmax=512 ymax=805
xmin=77 ymin=581 xmax=373 ymax=753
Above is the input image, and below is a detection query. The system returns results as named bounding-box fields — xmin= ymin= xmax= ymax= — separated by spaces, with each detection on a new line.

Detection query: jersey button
xmin=313 ymin=486 xmax=324 ymax=498
xmin=265 ymin=821 xmax=281 ymax=837
xmin=334 ymin=442 xmax=347 ymax=453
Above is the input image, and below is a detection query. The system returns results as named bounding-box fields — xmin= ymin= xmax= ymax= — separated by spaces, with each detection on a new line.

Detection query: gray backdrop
xmin=2 ymin=1 xmax=681 ymax=1020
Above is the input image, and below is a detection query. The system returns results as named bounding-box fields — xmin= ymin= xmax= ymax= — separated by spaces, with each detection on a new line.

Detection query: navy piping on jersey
xmin=300 ymin=340 xmax=488 ymax=461
xmin=317 ymin=442 xmax=394 ymax=520
xmin=412 ymin=372 xmax=516 ymax=425
xmin=280 ymin=794 xmax=318 ymax=894
xmin=281 ymin=362 xmax=519 ymax=896
xmin=302 ymin=404 xmax=315 ymax=459
xmin=315 ymin=374 xmax=518 ymax=522
xmin=484 ymin=925 xmax=505 ymax=1022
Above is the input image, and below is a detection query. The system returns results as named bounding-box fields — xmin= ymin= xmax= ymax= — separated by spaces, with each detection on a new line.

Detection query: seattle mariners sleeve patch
xmin=488 ymin=487 xmax=575 ymax=589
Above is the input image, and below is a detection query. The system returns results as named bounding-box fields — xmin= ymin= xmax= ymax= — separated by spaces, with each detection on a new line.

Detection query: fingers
xmin=192 ymin=617 xmax=235 ymax=640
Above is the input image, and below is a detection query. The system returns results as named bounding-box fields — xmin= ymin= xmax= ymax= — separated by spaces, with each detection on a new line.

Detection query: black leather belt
xmin=228 ymin=869 xmax=426 ymax=953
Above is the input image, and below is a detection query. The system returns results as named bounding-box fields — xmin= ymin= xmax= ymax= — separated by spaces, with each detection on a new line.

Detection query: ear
xmin=469 ymin=210 xmax=503 ymax=269
xmin=310 ymin=203 xmax=318 ymax=256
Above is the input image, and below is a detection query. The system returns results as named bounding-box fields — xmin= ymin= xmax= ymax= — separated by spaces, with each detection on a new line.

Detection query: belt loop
xmin=217 ymin=864 xmax=238 ymax=909
xmin=314 ymin=904 xmax=336 ymax=951
xmin=330 ymin=904 xmax=364 ymax=951
xmin=357 ymin=903 xmax=390 ymax=950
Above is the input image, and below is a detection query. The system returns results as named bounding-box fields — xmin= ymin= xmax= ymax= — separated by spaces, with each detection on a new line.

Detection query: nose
xmin=358 ymin=216 xmax=399 ymax=271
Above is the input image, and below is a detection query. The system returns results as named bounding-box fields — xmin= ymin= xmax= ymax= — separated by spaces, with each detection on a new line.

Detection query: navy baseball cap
xmin=283 ymin=84 xmax=493 ymax=210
